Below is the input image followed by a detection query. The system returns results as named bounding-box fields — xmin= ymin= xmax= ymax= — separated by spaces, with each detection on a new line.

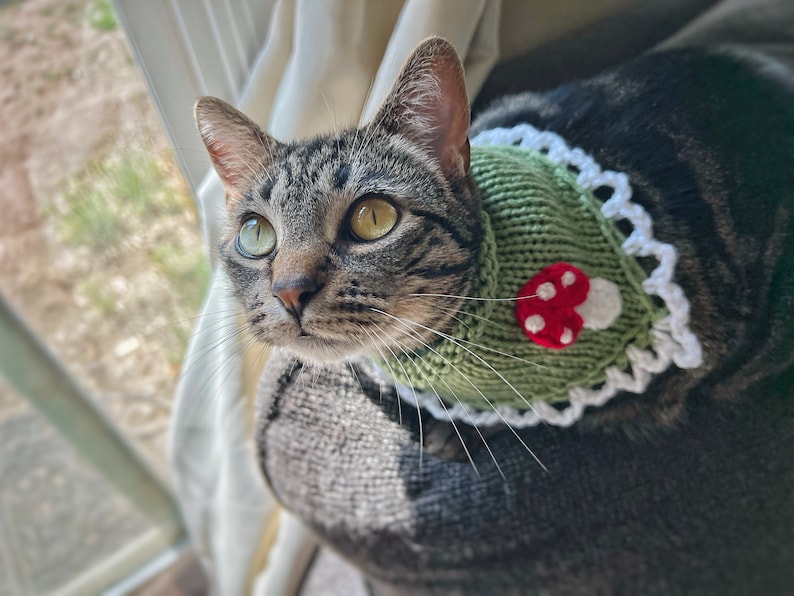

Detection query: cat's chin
xmin=282 ymin=335 xmax=358 ymax=365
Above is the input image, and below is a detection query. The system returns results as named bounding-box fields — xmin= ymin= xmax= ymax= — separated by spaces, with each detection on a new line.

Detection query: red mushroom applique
xmin=515 ymin=262 xmax=622 ymax=349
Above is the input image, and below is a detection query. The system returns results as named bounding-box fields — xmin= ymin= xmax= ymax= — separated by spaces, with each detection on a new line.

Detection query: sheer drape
xmin=170 ymin=2 xmax=502 ymax=593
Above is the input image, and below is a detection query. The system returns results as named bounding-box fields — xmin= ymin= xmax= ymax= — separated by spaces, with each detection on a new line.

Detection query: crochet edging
xmin=392 ymin=124 xmax=703 ymax=429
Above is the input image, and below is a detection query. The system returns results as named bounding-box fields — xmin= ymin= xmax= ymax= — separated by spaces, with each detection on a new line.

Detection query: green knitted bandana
xmin=376 ymin=124 xmax=703 ymax=427
xmin=380 ymin=144 xmax=667 ymax=412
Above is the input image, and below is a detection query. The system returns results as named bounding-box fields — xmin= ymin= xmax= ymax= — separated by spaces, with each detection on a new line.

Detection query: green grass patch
xmin=54 ymin=141 xmax=209 ymax=370
xmin=58 ymin=146 xmax=186 ymax=250
xmin=88 ymin=0 xmax=117 ymax=31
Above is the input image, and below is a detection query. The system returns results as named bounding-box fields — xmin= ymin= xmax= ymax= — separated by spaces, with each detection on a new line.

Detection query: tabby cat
xmin=195 ymin=38 xmax=794 ymax=594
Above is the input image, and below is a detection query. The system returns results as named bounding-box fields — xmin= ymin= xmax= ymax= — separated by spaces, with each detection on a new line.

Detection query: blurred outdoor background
xmin=0 ymin=0 xmax=208 ymax=592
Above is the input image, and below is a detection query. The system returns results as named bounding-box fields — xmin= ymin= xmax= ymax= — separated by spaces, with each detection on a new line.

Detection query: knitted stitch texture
xmin=381 ymin=145 xmax=666 ymax=409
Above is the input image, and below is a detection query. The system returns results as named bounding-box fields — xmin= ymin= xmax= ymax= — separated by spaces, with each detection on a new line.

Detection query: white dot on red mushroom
xmin=525 ymin=314 xmax=545 ymax=333
xmin=560 ymin=328 xmax=574 ymax=344
xmin=561 ymin=271 xmax=576 ymax=287
xmin=537 ymin=282 xmax=556 ymax=301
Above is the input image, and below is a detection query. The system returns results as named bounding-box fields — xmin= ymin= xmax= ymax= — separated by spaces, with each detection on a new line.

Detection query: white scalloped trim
xmin=390 ymin=124 xmax=703 ymax=428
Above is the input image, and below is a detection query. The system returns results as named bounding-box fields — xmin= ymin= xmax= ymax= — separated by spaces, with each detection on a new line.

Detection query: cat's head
xmin=195 ymin=38 xmax=481 ymax=363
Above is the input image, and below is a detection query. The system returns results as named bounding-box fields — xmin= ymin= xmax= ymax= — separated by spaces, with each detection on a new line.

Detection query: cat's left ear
xmin=195 ymin=96 xmax=278 ymax=201
xmin=372 ymin=37 xmax=471 ymax=176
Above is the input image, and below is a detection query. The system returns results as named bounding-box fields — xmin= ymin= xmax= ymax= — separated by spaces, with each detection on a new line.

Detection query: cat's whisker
xmin=346 ymin=360 xmax=365 ymax=397
xmin=178 ymin=335 xmax=248 ymax=390
xmin=350 ymin=122 xmax=377 ymax=170
xmin=214 ymin=339 xmax=270 ymax=440
xmin=170 ymin=309 xmax=248 ymax=329
xmin=161 ymin=307 xmax=244 ymax=326
xmin=287 ymin=356 xmax=300 ymax=379
xmin=348 ymin=75 xmax=379 ymax=163
xmin=375 ymin=308 xmax=542 ymax=412
xmin=171 ymin=326 xmax=247 ymax=378
xmin=297 ymin=360 xmax=309 ymax=389
xmin=364 ymin=325 xmax=408 ymax=428
xmin=312 ymin=364 xmax=323 ymax=391
xmin=450 ymin=309 xmax=502 ymax=330
xmin=84 ymin=311 xmax=243 ymax=392
xmin=213 ymin=338 xmax=272 ymax=436
xmin=399 ymin=298 xmax=545 ymax=368
xmin=319 ymin=92 xmax=340 ymax=138
xmin=420 ymin=303 xmax=474 ymax=334
xmin=399 ymin=340 xmax=496 ymax=479
xmin=287 ymin=357 xmax=317 ymax=392
xmin=175 ymin=326 xmax=271 ymax=421
xmin=372 ymin=308 xmax=548 ymax=473
xmin=349 ymin=121 xmax=362 ymax=167
xmin=163 ymin=315 xmax=249 ymax=350
xmin=409 ymin=292 xmax=539 ymax=303
xmin=354 ymin=329 xmax=385 ymax=406
xmin=351 ymin=86 xmax=395 ymax=168
xmin=350 ymin=93 xmax=384 ymax=164
xmin=193 ymin=321 xmax=259 ymax=378
xmin=407 ymin=295 xmax=504 ymax=330
xmin=177 ymin=326 xmax=260 ymax=428
xmin=377 ymin=321 xmax=509 ymax=478
xmin=177 ymin=319 xmax=258 ymax=378
xmin=363 ymin=325 xmax=419 ymax=462
xmin=459 ymin=339 xmax=546 ymax=369
xmin=396 ymin=319 xmax=546 ymax=474
xmin=373 ymin=323 xmax=485 ymax=477
xmin=359 ymin=72 xmax=380 ymax=128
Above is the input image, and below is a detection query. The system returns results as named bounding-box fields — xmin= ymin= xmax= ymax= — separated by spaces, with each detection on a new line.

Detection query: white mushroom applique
xmin=516 ymin=262 xmax=622 ymax=349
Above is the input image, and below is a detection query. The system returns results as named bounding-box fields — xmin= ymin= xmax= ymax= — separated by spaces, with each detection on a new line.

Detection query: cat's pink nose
xmin=272 ymin=276 xmax=319 ymax=320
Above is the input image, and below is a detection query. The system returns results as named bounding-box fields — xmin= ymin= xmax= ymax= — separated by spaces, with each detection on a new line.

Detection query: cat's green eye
xmin=348 ymin=196 xmax=399 ymax=241
xmin=237 ymin=215 xmax=276 ymax=258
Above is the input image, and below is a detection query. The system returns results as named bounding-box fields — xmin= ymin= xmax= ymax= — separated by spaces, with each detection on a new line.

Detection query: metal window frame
xmin=0 ymin=295 xmax=186 ymax=594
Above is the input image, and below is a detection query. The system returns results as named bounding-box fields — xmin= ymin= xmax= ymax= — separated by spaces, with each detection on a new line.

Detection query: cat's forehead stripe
xmin=358 ymin=169 xmax=390 ymax=187
xmin=256 ymin=176 xmax=275 ymax=203
xmin=332 ymin=163 xmax=351 ymax=190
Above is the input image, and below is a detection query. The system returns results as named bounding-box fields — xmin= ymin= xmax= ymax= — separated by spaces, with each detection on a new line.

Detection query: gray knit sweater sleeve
xmin=256 ymin=350 xmax=794 ymax=595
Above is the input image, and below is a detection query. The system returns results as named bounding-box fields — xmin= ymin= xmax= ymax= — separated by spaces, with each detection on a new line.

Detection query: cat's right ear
xmin=194 ymin=96 xmax=277 ymax=201
xmin=371 ymin=37 xmax=471 ymax=177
